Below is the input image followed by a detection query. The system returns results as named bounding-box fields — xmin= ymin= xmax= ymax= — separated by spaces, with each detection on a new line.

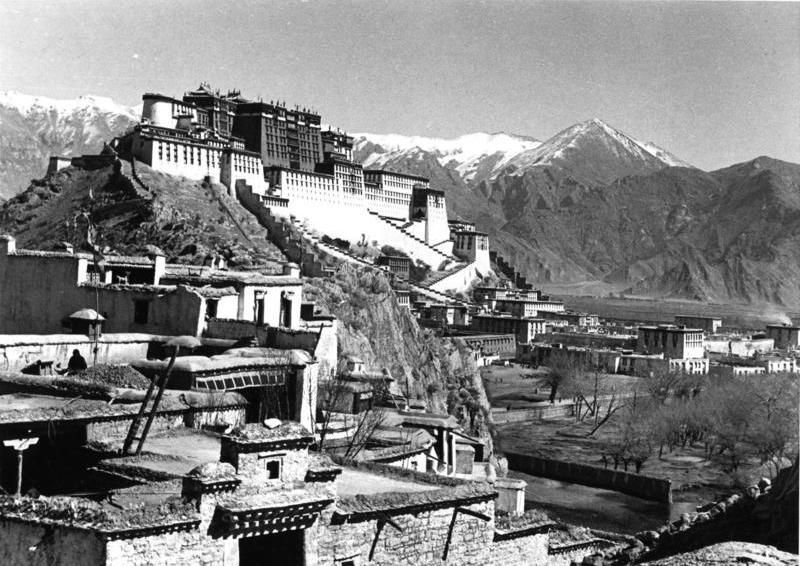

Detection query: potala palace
xmin=110 ymin=84 xmax=491 ymax=293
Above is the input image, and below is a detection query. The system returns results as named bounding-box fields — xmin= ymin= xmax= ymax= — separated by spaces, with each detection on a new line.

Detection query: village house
xmin=675 ymin=315 xmax=722 ymax=334
xmin=426 ymin=303 xmax=470 ymax=327
xmin=765 ymin=323 xmax=800 ymax=350
xmin=0 ymin=413 xmax=561 ymax=566
xmin=636 ymin=325 xmax=705 ymax=360
xmin=0 ymin=235 xmax=303 ymax=338
xmin=636 ymin=325 xmax=708 ymax=374
xmin=704 ymin=334 xmax=775 ymax=356
xmin=375 ymin=255 xmax=411 ymax=281
xmin=471 ymin=315 xmax=547 ymax=345
xmin=537 ymin=310 xmax=599 ymax=328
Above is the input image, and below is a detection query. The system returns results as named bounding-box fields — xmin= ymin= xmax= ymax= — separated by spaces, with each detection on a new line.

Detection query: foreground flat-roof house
xmin=0 ymin=235 xmax=303 ymax=337
xmin=0 ymin=419 xmax=560 ymax=566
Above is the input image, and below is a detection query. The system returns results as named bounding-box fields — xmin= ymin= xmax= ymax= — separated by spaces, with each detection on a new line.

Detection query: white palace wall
xmin=133 ymin=131 xmax=268 ymax=195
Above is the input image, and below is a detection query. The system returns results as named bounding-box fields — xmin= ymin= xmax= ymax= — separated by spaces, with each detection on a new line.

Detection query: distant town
xmin=0 ymin=83 xmax=795 ymax=565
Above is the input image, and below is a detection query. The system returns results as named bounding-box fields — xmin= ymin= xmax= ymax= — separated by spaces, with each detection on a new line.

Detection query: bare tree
xmin=543 ymin=350 xmax=582 ymax=404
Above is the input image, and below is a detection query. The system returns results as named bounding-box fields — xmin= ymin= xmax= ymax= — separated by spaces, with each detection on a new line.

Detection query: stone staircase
xmin=490 ymin=251 xmax=533 ymax=290
xmin=368 ymin=211 xmax=456 ymax=266
xmin=422 ymin=263 xmax=470 ymax=287
xmin=236 ymin=182 xmax=329 ymax=277
xmin=236 ymin=182 xmax=472 ymax=305
xmin=305 ymin=230 xmax=471 ymax=306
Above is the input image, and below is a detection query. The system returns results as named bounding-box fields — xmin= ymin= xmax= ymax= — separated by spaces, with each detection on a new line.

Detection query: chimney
xmin=0 ymin=235 xmax=16 ymax=256
xmin=282 ymin=262 xmax=300 ymax=278
xmin=152 ymin=254 xmax=166 ymax=285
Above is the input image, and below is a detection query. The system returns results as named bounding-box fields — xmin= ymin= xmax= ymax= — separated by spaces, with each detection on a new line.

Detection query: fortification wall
xmin=242 ymin=183 xmax=452 ymax=269
xmin=429 ymin=262 xmax=489 ymax=294
xmin=505 ymin=452 xmax=672 ymax=503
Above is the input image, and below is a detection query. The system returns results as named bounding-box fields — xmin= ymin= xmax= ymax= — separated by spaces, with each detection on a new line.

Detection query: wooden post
xmin=3 ymin=438 xmax=39 ymax=498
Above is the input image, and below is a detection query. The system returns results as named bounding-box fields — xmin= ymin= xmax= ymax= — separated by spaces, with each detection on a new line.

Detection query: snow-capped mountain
xmin=501 ymin=118 xmax=694 ymax=185
xmin=0 ymin=92 xmax=138 ymax=199
xmin=353 ymin=132 xmax=541 ymax=183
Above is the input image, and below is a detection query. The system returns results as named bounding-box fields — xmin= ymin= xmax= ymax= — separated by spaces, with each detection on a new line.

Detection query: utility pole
xmin=3 ymin=438 xmax=39 ymax=498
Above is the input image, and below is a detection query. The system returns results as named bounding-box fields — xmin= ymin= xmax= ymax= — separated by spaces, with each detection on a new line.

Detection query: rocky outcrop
xmin=639 ymin=542 xmax=797 ymax=566
xmin=0 ymin=160 xmax=285 ymax=267
xmin=303 ymin=264 xmax=493 ymax=442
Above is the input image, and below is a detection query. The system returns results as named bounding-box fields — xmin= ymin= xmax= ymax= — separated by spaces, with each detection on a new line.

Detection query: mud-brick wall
xmin=86 ymin=414 xmax=185 ymax=443
xmin=205 ymin=319 xmax=269 ymax=343
xmin=184 ymin=407 xmax=246 ymax=429
xmin=0 ymin=334 xmax=158 ymax=373
xmin=106 ymin=529 xmax=238 ymax=566
xmin=318 ymin=500 xmax=495 ymax=566
xmin=0 ymin=519 xmax=105 ymax=566
xmin=488 ymin=532 xmax=549 ymax=566
xmin=506 ymin=452 xmax=672 ymax=503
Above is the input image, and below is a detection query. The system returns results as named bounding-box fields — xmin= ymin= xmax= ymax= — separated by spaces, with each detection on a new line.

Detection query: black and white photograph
xmin=0 ymin=0 xmax=797 ymax=564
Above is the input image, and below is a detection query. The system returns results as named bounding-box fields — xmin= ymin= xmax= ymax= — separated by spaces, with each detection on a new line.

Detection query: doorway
xmin=239 ymin=529 xmax=305 ymax=566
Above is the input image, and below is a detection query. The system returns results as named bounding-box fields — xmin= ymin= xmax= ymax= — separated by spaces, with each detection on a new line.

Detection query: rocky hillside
xmin=0 ymin=92 xmax=137 ymax=200
xmin=303 ymin=264 xmax=492 ymax=439
xmin=0 ymin=160 xmax=285 ymax=266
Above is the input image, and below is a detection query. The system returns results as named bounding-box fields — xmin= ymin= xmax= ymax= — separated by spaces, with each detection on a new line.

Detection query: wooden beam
xmin=377 ymin=512 xmax=403 ymax=532
xmin=442 ymin=506 xmax=491 ymax=560
xmin=368 ymin=519 xmax=386 ymax=561
xmin=441 ymin=508 xmax=459 ymax=561
xmin=455 ymin=506 xmax=491 ymax=522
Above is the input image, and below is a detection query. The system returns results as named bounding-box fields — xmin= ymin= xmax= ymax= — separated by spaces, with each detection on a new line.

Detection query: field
xmin=495 ymin=416 xmax=770 ymax=506
xmin=482 ymin=364 xmax=643 ymax=409
xmin=482 ymin=364 xmax=780 ymax=533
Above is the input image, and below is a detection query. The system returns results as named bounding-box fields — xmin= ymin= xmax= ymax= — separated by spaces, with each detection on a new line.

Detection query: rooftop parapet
xmin=222 ymin=421 xmax=314 ymax=453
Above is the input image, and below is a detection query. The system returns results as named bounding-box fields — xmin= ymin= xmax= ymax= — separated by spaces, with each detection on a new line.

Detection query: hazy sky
xmin=0 ymin=0 xmax=797 ymax=170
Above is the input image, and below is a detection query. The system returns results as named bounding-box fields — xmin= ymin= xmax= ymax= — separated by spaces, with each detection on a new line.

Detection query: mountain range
xmin=353 ymin=121 xmax=800 ymax=305
xmin=1 ymin=92 xmax=798 ymax=305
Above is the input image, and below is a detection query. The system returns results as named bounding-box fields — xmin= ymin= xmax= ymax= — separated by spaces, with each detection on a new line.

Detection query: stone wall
xmin=318 ymin=500 xmax=497 ymax=566
xmin=489 ymin=532 xmax=549 ymax=566
xmin=0 ymin=519 xmax=105 ymax=566
xmin=86 ymin=414 xmax=186 ymax=443
xmin=85 ymin=407 xmax=246 ymax=446
xmin=505 ymin=452 xmax=672 ymax=504
xmin=106 ymin=529 xmax=237 ymax=566
xmin=205 ymin=318 xmax=269 ymax=342
xmin=491 ymin=403 xmax=574 ymax=424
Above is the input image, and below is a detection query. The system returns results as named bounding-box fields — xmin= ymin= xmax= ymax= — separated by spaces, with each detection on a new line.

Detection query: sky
xmin=0 ymin=0 xmax=798 ymax=170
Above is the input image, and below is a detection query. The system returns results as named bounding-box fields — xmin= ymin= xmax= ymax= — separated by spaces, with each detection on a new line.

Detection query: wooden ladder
xmin=121 ymin=370 xmax=172 ymax=455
